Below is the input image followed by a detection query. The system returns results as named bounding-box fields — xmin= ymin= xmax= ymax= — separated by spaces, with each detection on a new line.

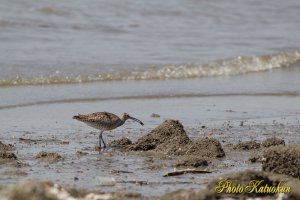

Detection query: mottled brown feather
xmin=73 ymin=112 xmax=123 ymax=131
xmin=77 ymin=112 xmax=118 ymax=122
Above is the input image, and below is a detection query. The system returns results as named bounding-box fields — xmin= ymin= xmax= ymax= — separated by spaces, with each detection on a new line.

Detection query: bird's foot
xmin=94 ymin=146 xmax=102 ymax=151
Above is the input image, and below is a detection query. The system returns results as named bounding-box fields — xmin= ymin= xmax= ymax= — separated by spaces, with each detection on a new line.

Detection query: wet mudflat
xmin=1 ymin=96 xmax=300 ymax=199
xmin=1 ymin=120 xmax=300 ymax=199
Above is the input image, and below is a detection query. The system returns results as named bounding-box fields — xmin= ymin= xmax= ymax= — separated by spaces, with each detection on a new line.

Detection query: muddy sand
xmin=36 ymin=151 xmax=64 ymax=164
xmin=1 ymin=118 xmax=300 ymax=199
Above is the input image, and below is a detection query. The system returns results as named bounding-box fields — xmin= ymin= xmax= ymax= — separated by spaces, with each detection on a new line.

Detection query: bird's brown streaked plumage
xmin=73 ymin=112 xmax=144 ymax=149
xmin=73 ymin=112 xmax=121 ymax=130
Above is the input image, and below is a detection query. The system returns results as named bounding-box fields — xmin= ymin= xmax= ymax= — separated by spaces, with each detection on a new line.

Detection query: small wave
xmin=0 ymin=92 xmax=299 ymax=110
xmin=1 ymin=51 xmax=300 ymax=87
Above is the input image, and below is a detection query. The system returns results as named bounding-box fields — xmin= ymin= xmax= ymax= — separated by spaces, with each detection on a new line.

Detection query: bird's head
xmin=122 ymin=113 xmax=144 ymax=126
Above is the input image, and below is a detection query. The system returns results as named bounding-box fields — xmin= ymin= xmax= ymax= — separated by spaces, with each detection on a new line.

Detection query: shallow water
xmin=1 ymin=0 xmax=300 ymax=85
xmin=1 ymin=66 xmax=300 ymax=110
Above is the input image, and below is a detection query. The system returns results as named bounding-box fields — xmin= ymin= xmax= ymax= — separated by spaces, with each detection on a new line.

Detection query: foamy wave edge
xmin=1 ymin=51 xmax=300 ymax=87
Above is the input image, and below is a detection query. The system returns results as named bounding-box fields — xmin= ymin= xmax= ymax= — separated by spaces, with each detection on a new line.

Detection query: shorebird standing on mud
xmin=73 ymin=112 xmax=144 ymax=149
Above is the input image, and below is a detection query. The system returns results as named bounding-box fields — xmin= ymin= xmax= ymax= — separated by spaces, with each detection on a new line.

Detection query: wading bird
xmin=73 ymin=112 xmax=144 ymax=148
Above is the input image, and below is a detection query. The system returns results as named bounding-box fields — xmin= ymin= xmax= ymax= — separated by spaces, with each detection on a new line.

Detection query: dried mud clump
xmin=109 ymin=137 xmax=132 ymax=147
xmin=0 ymin=141 xmax=14 ymax=151
xmin=248 ymin=155 xmax=264 ymax=163
xmin=160 ymin=170 xmax=300 ymax=200
xmin=0 ymin=152 xmax=17 ymax=160
xmin=0 ymin=141 xmax=17 ymax=164
xmin=262 ymin=137 xmax=285 ymax=148
xmin=36 ymin=151 xmax=64 ymax=164
xmin=179 ymin=138 xmax=225 ymax=158
xmin=233 ymin=140 xmax=261 ymax=150
xmin=174 ymin=156 xmax=209 ymax=168
xmin=0 ymin=152 xmax=18 ymax=164
xmin=128 ymin=120 xmax=191 ymax=154
xmin=262 ymin=144 xmax=300 ymax=178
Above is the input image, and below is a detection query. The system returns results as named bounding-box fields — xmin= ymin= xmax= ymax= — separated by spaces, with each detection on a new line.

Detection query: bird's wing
xmin=75 ymin=112 xmax=119 ymax=123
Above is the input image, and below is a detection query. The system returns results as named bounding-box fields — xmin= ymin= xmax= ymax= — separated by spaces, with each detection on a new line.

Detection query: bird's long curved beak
xmin=129 ymin=116 xmax=144 ymax=126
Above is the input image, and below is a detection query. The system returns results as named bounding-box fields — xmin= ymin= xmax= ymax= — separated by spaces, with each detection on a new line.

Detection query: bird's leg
xmin=98 ymin=131 xmax=103 ymax=149
xmin=101 ymin=134 xmax=106 ymax=148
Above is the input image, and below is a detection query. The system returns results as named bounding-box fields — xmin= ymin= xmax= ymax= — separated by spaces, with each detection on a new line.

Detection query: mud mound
xmin=0 ymin=141 xmax=18 ymax=165
xmin=179 ymin=138 xmax=225 ymax=158
xmin=128 ymin=120 xmax=225 ymax=157
xmin=110 ymin=137 xmax=132 ymax=146
xmin=0 ymin=180 xmax=58 ymax=200
xmin=262 ymin=137 xmax=285 ymax=147
xmin=174 ymin=156 xmax=209 ymax=168
xmin=0 ymin=141 xmax=14 ymax=151
xmin=0 ymin=180 xmax=146 ymax=200
xmin=160 ymin=170 xmax=299 ymax=200
xmin=129 ymin=120 xmax=190 ymax=154
xmin=233 ymin=141 xmax=261 ymax=150
xmin=0 ymin=152 xmax=17 ymax=164
xmin=262 ymin=144 xmax=300 ymax=178
xmin=0 ymin=152 xmax=17 ymax=160
xmin=36 ymin=151 xmax=64 ymax=164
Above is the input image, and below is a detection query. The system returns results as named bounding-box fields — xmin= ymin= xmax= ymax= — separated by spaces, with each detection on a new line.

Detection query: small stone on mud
xmin=248 ymin=155 xmax=264 ymax=163
xmin=150 ymin=113 xmax=160 ymax=118
xmin=36 ymin=151 xmax=64 ymax=164
xmin=233 ymin=140 xmax=261 ymax=150
xmin=262 ymin=144 xmax=300 ymax=178
xmin=262 ymin=137 xmax=285 ymax=147
xmin=96 ymin=177 xmax=116 ymax=186
xmin=76 ymin=151 xmax=88 ymax=157
xmin=60 ymin=140 xmax=70 ymax=145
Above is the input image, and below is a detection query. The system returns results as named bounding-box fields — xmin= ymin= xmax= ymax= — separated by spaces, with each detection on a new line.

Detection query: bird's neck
xmin=120 ymin=116 xmax=127 ymax=125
